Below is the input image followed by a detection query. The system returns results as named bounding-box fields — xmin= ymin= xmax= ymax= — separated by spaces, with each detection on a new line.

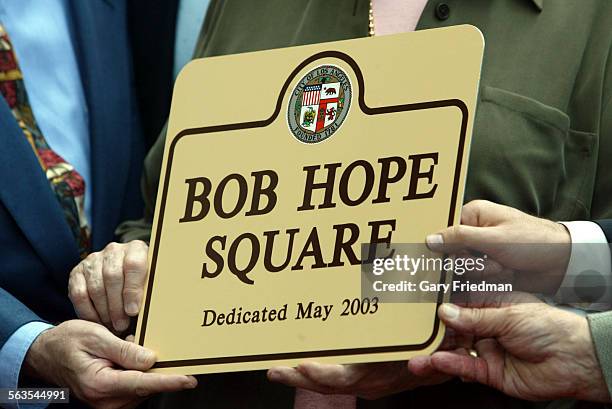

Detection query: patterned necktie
xmin=0 ymin=23 xmax=91 ymax=258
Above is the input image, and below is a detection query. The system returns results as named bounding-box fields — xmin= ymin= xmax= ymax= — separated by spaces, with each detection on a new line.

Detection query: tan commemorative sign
xmin=136 ymin=25 xmax=484 ymax=375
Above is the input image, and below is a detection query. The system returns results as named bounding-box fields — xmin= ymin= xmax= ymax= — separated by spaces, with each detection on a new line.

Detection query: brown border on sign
xmin=139 ymin=51 xmax=469 ymax=370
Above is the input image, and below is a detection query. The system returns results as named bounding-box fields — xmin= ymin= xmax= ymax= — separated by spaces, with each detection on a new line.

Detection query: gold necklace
xmin=368 ymin=0 xmax=375 ymax=36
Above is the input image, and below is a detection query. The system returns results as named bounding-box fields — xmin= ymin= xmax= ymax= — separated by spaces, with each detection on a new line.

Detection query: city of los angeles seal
xmin=287 ymin=64 xmax=352 ymax=143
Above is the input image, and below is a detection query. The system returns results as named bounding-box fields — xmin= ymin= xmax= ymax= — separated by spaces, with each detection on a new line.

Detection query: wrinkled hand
xmin=267 ymin=361 xmax=449 ymax=400
xmin=23 ymin=320 xmax=197 ymax=409
xmin=426 ymin=200 xmax=571 ymax=294
xmin=429 ymin=299 xmax=609 ymax=402
xmin=68 ymin=240 xmax=148 ymax=332
xmin=266 ymin=329 xmax=473 ymax=399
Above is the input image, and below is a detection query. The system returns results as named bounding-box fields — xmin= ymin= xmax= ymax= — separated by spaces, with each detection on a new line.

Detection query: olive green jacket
xmin=118 ymin=0 xmax=612 ymax=406
xmin=120 ymin=0 xmax=612 ymax=239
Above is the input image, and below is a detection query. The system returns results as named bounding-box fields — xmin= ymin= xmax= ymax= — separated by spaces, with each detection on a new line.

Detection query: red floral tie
xmin=0 ymin=23 xmax=91 ymax=258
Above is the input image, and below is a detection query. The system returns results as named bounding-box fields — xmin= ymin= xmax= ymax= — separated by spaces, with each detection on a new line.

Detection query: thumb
xmin=426 ymin=225 xmax=494 ymax=254
xmin=438 ymin=304 xmax=506 ymax=338
xmin=96 ymin=329 xmax=157 ymax=370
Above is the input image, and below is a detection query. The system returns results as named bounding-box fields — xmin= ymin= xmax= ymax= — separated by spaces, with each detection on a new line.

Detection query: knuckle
xmin=82 ymin=254 xmax=100 ymax=278
xmin=102 ymin=252 xmax=118 ymax=267
xmin=131 ymin=239 xmax=149 ymax=250
xmin=463 ymin=199 xmax=489 ymax=221
xmin=469 ymin=308 xmax=488 ymax=329
xmin=69 ymin=286 xmax=88 ymax=303
xmin=122 ymin=288 xmax=140 ymax=300
xmin=101 ymin=265 xmax=122 ymax=284
xmin=462 ymin=201 xmax=478 ymax=218
xmin=104 ymin=242 xmax=122 ymax=253
xmin=463 ymin=200 xmax=478 ymax=210
xmin=119 ymin=341 xmax=133 ymax=363
xmin=81 ymin=260 xmax=92 ymax=276
xmin=90 ymin=323 xmax=110 ymax=339
xmin=470 ymin=307 xmax=484 ymax=322
xmin=69 ymin=264 xmax=81 ymax=280
xmin=469 ymin=199 xmax=490 ymax=209
xmin=67 ymin=278 xmax=76 ymax=296
xmin=88 ymin=281 xmax=105 ymax=299
xmin=447 ymin=225 xmax=464 ymax=240
xmin=123 ymin=255 xmax=146 ymax=275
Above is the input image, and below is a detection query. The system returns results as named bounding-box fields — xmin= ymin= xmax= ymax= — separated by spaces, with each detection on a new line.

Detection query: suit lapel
xmin=0 ymin=98 xmax=80 ymax=286
xmin=0 ymin=0 xmax=131 ymax=289
xmin=68 ymin=0 xmax=132 ymax=249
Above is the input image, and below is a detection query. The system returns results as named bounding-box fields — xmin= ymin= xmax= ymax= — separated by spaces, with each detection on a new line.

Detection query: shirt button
xmin=435 ymin=3 xmax=451 ymax=21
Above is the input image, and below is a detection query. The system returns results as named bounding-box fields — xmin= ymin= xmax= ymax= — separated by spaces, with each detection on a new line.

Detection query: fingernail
xmin=126 ymin=302 xmax=139 ymax=316
xmin=185 ymin=377 xmax=198 ymax=388
xmin=426 ymin=234 xmax=444 ymax=247
xmin=114 ymin=319 xmax=129 ymax=332
xmin=439 ymin=304 xmax=460 ymax=321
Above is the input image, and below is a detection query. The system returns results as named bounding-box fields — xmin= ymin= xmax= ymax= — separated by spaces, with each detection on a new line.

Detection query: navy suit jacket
xmin=0 ymin=1 xmax=144 ymax=346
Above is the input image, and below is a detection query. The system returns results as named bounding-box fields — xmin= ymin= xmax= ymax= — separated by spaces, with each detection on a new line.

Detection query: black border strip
xmin=139 ymin=51 xmax=469 ymax=369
